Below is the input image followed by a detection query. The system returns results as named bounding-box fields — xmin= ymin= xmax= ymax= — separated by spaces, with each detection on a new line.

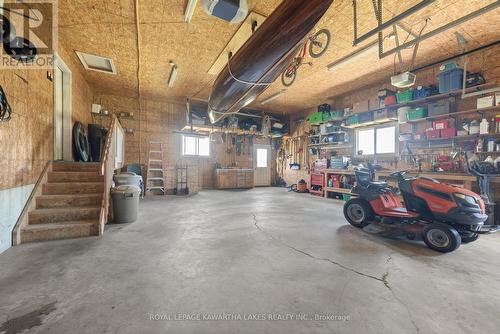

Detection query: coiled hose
xmin=0 ymin=86 xmax=12 ymax=122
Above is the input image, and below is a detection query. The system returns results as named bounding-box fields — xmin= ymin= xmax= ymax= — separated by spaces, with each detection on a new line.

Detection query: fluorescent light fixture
xmin=168 ymin=62 xmax=177 ymax=88
xmin=261 ymin=90 xmax=286 ymax=104
xmin=184 ymin=0 xmax=198 ymax=22
xmin=327 ymin=41 xmax=378 ymax=71
xmin=75 ymin=51 xmax=117 ymax=74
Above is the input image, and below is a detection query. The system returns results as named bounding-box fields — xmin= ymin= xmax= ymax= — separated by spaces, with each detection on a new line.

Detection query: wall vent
xmin=75 ymin=51 xmax=117 ymax=75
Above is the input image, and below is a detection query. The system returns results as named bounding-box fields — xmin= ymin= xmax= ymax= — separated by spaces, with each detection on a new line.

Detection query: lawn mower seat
xmin=367 ymin=181 xmax=388 ymax=190
xmin=355 ymin=169 xmax=388 ymax=190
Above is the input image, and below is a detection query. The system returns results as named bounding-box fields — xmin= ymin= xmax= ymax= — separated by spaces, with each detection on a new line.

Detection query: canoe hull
xmin=208 ymin=0 xmax=334 ymax=123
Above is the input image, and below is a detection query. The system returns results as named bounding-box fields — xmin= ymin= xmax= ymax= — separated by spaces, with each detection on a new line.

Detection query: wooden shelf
xmin=323 ymin=169 xmax=355 ymax=175
xmin=324 ymin=187 xmax=356 ymax=195
xmin=344 ymin=117 xmax=398 ymax=129
xmin=405 ymin=105 xmax=500 ymax=124
xmin=386 ymin=83 xmax=494 ymax=110
xmin=407 ymin=133 xmax=500 ymax=144
xmin=181 ymin=124 xmax=262 ymax=136
xmin=475 ymin=151 xmax=500 ymax=155
xmin=308 ymin=142 xmax=350 ymax=147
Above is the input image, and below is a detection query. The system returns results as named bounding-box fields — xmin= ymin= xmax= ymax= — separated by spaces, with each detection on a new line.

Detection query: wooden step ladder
xmin=146 ymin=141 xmax=166 ymax=195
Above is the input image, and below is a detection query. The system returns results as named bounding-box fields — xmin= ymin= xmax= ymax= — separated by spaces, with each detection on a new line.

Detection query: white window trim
xmin=53 ymin=52 xmax=73 ymax=161
xmin=182 ymin=135 xmax=210 ymax=157
xmin=355 ymin=122 xmax=399 ymax=158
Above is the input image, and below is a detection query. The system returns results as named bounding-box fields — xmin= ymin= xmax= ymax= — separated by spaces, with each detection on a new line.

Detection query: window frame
xmin=355 ymin=123 xmax=398 ymax=158
xmin=182 ymin=135 xmax=211 ymax=157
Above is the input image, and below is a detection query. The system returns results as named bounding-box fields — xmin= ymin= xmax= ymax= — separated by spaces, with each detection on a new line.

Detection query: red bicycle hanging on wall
xmin=281 ymin=28 xmax=331 ymax=87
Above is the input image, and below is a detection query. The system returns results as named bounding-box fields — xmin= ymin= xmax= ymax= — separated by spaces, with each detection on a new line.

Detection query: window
xmin=256 ymin=148 xmax=268 ymax=168
xmin=182 ymin=135 xmax=210 ymax=157
xmin=356 ymin=125 xmax=396 ymax=156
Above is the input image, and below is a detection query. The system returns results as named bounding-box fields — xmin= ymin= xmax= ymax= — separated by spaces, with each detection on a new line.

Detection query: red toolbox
xmin=441 ymin=127 xmax=457 ymax=138
xmin=426 ymin=129 xmax=441 ymax=139
xmin=310 ymin=173 xmax=325 ymax=196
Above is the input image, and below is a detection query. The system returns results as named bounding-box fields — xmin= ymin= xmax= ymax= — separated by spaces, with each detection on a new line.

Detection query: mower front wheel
xmin=344 ymin=198 xmax=374 ymax=228
xmin=423 ymin=223 xmax=461 ymax=253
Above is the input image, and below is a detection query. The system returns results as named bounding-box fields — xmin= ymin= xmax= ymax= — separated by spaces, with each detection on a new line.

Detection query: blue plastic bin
xmin=438 ymin=68 xmax=464 ymax=93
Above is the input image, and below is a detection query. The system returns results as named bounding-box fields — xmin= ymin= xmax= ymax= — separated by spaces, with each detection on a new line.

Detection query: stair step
xmin=29 ymin=206 xmax=101 ymax=225
xmin=43 ymin=182 xmax=104 ymax=195
xmin=148 ymin=168 xmax=163 ymax=171
xmin=148 ymin=186 xmax=165 ymax=190
xmin=21 ymin=221 xmax=99 ymax=243
xmin=149 ymin=159 xmax=162 ymax=162
xmin=52 ymin=162 xmax=100 ymax=172
xmin=150 ymin=151 xmax=161 ymax=153
xmin=36 ymin=194 xmax=102 ymax=209
xmin=48 ymin=172 xmax=103 ymax=183
xmin=147 ymin=177 xmax=164 ymax=181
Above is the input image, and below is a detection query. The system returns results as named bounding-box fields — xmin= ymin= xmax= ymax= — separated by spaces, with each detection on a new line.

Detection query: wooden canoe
xmin=208 ymin=0 xmax=334 ymax=123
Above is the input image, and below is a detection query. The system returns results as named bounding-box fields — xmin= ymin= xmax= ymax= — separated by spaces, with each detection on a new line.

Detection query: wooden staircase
xmin=20 ymin=162 xmax=104 ymax=243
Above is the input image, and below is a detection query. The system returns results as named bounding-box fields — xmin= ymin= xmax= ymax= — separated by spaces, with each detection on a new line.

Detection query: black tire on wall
xmin=73 ymin=122 xmax=90 ymax=162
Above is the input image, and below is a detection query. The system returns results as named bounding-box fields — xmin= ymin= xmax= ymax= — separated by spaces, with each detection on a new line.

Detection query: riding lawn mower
xmin=343 ymin=167 xmax=499 ymax=253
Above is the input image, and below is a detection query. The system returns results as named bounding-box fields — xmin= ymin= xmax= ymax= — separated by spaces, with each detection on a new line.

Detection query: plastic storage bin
xmin=398 ymin=106 xmax=410 ymax=123
xmin=358 ymin=111 xmax=374 ymax=123
xmin=330 ymin=110 xmax=344 ymax=119
xmin=396 ymin=90 xmax=413 ymax=103
xmin=347 ymin=115 xmax=359 ymax=126
xmin=407 ymin=107 xmax=428 ymax=121
xmin=308 ymin=112 xmax=323 ymax=124
xmin=111 ymin=185 xmax=141 ymax=223
xmin=428 ymin=100 xmax=450 ymax=117
xmin=318 ymin=104 xmax=331 ymax=113
xmin=438 ymin=68 xmax=464 ymax=93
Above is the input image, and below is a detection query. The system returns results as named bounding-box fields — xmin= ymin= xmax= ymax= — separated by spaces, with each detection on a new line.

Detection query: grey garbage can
xmin=111 ymin=185 xmax=141 ymax=223
xmin=114 ymin=172 xmax=144 ymax=197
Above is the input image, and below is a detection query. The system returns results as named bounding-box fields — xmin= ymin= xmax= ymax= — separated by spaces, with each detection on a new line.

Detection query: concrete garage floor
xmin=1 ymin=188 xmax=499 ymax=334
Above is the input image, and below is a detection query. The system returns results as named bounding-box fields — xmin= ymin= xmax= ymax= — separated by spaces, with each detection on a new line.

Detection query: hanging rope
xmin=226 ymin=53 xmax=274 ymax=86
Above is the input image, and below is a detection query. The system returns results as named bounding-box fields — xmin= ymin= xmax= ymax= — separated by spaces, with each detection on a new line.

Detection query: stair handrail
xmin=98 ymin=115 xmax=119 ymax=234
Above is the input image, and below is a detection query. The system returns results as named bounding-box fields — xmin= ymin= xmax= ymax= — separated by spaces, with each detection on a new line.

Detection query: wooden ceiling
xmin=58 ymin=0 xmax=500 ymax=115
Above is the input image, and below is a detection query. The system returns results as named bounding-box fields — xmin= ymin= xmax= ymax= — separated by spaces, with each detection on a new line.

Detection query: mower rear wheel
xmin=423 ymin=223 xmax=461 ymax=253
xmin=344 ymin=198 xmax=374 ymax=228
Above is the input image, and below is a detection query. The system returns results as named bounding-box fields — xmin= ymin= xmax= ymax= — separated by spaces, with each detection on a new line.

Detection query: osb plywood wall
xmin=0 ymin=44 xmax=94 ymax=191
xmin=280 ymin=45 xmax=500 ymax=186
xmin=92 ymin=94 xmax=275 ymax=191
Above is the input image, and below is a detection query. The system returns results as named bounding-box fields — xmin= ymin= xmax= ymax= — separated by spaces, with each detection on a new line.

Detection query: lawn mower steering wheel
xmin=388 ymin=170 xmax=409 ymax=181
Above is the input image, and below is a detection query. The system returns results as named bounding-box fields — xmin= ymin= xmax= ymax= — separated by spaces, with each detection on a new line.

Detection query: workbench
xmin=375 ymin=171 xmax=500 ymax=191
xmin=215 ymin=168 xmax=254 ymax=189
xmin=322 ymin=169 xmax=357 ymax=198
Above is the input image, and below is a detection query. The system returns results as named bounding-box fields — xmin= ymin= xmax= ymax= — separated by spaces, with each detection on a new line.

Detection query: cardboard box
xmin=369 ymin=96 xmax=380 ymax=110
xmin=433 ymin=120 xmax=448 ymax=130
xmin=427 ymin=129 xmax=441 ymax=139
xmin=477 ymin=96 xmax=494 ymax=109
xmin=353 ymin=100 xmax=369 ymax=114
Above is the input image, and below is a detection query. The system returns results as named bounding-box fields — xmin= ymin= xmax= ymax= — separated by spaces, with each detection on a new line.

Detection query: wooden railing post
xmin=98 ymin=115 xmax=119 ymax=234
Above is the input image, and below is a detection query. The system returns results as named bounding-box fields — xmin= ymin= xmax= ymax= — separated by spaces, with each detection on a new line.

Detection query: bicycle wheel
xmin=281 ymin=68 xmax=297 ymax=87
xmin=309 ymin=29 xmax=331 ymax=58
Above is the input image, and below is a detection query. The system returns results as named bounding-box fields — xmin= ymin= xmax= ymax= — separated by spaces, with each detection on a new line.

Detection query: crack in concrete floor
xmin=252 ymin=213 xmax=420 ymax=334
